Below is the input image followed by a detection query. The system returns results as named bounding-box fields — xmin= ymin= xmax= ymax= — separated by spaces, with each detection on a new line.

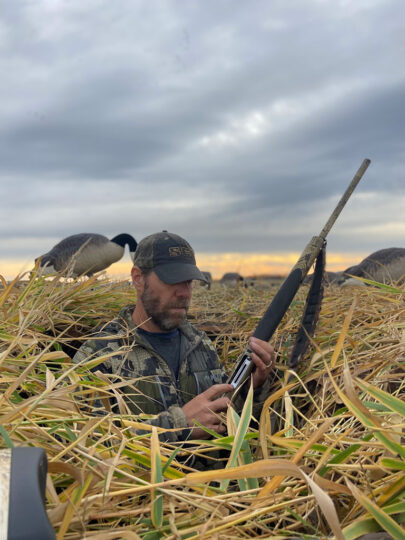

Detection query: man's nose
xmin=175 ymin=281 xmax=192 ymax=297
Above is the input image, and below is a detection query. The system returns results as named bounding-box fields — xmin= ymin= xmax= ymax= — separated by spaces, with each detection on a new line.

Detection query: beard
xmin=141 ymin=281 xmax=189 ymax=331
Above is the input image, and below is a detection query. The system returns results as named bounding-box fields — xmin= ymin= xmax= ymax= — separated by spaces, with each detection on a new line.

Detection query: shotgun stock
xmin=0 ymin=447 xmax=55 ymax=539
xmin=227 ymin=158 xmax=371 ymax=391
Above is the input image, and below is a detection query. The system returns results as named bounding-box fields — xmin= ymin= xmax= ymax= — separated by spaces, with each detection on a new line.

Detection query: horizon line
xmin=0 ymin=251 xmax=370 ymax=281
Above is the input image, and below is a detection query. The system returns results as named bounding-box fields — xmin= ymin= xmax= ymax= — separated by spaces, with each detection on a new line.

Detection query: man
xmin=74 ymin=231 xmax=275 ymax=442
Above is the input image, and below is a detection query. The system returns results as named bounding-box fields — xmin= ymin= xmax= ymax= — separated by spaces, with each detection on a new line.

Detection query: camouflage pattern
xmin=73 ymin=305 xmax=273 ymax=442
xmin=132 ymin=231 xmax=207 ymax=284
xmin=74 ymin=305 xmax=224 ymax=441
xmin=133 ymin=231 xmax=196 ymax=270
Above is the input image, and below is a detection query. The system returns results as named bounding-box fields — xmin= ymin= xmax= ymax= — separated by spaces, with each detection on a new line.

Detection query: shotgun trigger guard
xmin=227 ymin=347 xmax=253 ymax=389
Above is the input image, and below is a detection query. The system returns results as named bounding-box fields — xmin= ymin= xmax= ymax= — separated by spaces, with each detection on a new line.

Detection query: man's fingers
xmin=250 ymin=336 xmax=274 ymax=354
xmin=252 ymin=353 xmax=274 ymax=374
xmin=250 ymin=337 xmax=274 ymax=367
xmin=203 ymin=383 xmax=233 ymax=400
xmin=206 ymin=420 xmax=226 ymax=433
xmin=192 ymin=418 xmax=226 ymax=436
xmin=208 ymin=396 xmax=231 ymax=412
xmin=252 ymin=352 xmax=271 ymax=370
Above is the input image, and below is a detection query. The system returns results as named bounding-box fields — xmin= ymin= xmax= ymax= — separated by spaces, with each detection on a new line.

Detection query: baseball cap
xmin=133 ymin=231 xmax=208 ymax=285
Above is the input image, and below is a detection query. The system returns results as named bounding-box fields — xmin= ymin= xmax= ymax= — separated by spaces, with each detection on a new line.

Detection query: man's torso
xmin=73 ymin=305 xmax=226 ymax=416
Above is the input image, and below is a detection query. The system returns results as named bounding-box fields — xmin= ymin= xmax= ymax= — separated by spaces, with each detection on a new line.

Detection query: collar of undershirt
xmin=137 ymin=327 xmax=180 ymax=340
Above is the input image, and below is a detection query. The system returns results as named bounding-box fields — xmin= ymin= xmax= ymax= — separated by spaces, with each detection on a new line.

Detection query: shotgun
xmin=0 ymin=447 xmax=55 ymax=539
xmin=227 ymin=158 xmax=371 ymax=391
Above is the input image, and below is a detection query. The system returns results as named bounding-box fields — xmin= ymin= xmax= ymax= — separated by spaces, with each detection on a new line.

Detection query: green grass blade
xmin=0 ymin=425 xmax=14 ymax=448
xmin=325 ymin=362 xmax=405 ymax=459
xmin=343 ymin=501 xmax=405 ymax=540
xmin=239 ymin=439 xmax=259 ymax=490
xmin=356 ymin=379 xmax=405 ymax=418
xmin=347 ymin=480 xmax=405 ymax=540
xmin=380 ymin=458 xmax=405 ymax=471
xmin=221 ymin=381 xmax=253 ymax=490
xmin=343 ymin=517 xmax=384 ymax=540
xmin=151 ymin=427 xmax=163 ymax=529
xmin=318 ymin=433 xmax=374 ymax=477
xmin=345 ymin=275 xmax=402 ymax=292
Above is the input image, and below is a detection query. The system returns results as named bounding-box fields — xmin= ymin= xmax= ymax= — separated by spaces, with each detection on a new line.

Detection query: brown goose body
xmin=339 ymin=247 xmax=405 ymax=285
xmin=36 ymin=233 xmax=137 ymax=276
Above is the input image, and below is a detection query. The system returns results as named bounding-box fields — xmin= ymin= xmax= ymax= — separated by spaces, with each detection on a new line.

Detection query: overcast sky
xmin=0 ymin=0 xmax=404 ymax=276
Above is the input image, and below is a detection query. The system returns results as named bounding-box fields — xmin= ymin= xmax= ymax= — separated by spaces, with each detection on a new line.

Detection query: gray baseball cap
xmin=133 ymin=231 xmax=208 ymax=285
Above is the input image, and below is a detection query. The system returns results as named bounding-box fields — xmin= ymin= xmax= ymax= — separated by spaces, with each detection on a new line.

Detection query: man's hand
xmin=182 ymin=383 xmax=233 ymax=439
xmin=249 ymin=337 xmax=275 ymax=388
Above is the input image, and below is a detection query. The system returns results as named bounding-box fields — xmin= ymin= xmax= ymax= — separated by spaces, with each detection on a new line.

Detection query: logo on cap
xmin=169 ymin=246 xmax=194 ymax=258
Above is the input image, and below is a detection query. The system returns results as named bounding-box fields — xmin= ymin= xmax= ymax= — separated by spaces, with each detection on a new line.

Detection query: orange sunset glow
xmin=1 ymin=252 xmax=368 ymax=282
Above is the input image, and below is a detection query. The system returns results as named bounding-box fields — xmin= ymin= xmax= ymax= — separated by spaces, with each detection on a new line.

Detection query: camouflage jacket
xmin=73 ymin=305 xmax=272 ymax=442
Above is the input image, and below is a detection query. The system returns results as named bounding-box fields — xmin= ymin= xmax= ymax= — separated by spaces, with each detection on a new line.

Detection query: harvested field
xmin=0 ymin=271 xmax=404 ymax=539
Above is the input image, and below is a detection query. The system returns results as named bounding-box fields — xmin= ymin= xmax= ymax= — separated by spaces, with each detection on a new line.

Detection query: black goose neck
xmin=111 ymin=234 xmax=137 ymax=251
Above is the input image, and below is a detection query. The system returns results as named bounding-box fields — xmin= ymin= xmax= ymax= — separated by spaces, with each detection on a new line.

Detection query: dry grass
xmin=0 ymin=270 xmax=404 ymax=539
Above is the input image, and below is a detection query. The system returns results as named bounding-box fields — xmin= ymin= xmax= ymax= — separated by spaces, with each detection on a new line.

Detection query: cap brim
xmin=154 ymin=263 xmax=208 ymax=285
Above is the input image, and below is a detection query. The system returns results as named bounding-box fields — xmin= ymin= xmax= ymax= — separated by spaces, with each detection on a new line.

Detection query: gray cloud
xmin=0 ymin=0 xmax=404 ymax=264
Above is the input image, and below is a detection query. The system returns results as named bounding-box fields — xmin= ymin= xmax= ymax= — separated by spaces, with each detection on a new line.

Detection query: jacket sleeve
xmin=135 ymin=406 xmax=192 ymax=443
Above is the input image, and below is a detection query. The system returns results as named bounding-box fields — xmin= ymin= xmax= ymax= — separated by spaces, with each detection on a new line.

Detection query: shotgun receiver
xmin=227 ymin=158 xmax=371 ymax=391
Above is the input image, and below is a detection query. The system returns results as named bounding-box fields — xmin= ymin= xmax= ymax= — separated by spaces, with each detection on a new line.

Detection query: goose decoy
xmin=35 ymin=233 xmax=137 ymax=276
xmin=339 ymin=247 xmax=405 ymax=285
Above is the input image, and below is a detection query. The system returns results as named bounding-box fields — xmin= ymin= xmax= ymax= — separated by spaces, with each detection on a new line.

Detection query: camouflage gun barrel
xmin=227 ymin=158 xmax=371 ymax=391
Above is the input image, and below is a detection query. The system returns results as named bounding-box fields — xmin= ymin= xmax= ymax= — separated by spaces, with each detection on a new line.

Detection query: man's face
xmin=140 ymin=271 xmax=192 ymax=331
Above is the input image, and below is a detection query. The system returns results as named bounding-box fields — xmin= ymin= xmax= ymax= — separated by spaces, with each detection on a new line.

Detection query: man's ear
xmin=131 ymin=266 xmax=144 ymax=291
